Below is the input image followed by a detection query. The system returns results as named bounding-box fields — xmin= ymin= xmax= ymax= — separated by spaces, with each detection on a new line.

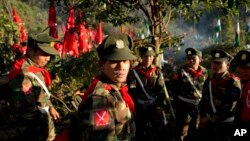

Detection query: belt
xmin=178 ymin=95 xmax=200 ymax=105
xmin=137 ymin=97 xmax=157 ymax=105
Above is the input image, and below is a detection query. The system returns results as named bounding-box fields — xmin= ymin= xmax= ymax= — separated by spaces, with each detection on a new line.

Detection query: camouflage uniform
xmin=77 ymin=76 xmax=136 ymax=141
xmin=233 ymin=50 xmax=250 ymax=140
xmin=199 ymin=49 xmax=241 ymax=141
xmin=8 ymin=33 xmax=59 ymax=141
xmin=128 ymin=46 xmax=169 ymax=141
xmin=172 ymin=48 xmax=208 ymax=141
xmin=74 ymin=33 xmax=136 ymax=141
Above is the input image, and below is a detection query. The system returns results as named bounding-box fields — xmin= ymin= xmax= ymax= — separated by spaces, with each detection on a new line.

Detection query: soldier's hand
xmin=50 ymin=106 xmax=60 ymax=120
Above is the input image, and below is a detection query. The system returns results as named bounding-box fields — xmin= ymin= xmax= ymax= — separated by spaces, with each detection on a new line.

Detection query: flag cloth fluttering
xmin=77 ymin=9 xmax=89 ymax=54
xmin=234 ymin=20 xmax=240 ymax=48
xmin=12 ymin=6 xmax=27 ymax=43
xmin=95 ymin=21 xmax=103 ymax=45
xmin=215 ymin=17 xmax=221 ymax=43
xmin=144 ymin=19 xmax=151 ymax=37
xmin=62 ymin=7 xmax=79 ymax=58
xmin=48 ymin=0 xmax=58 ymax=39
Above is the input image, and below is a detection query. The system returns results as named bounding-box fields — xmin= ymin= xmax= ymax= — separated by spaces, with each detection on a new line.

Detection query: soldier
xmin=128 ymin=45 xmax=170 ymax=141
xmin=172 ymin=48 xmax=208 ymax=141
xmin=8 ymin=32 xmax=60 ymax=141
xmin=234 ymin=50 xmax=250 ymax=139
xmin=199 ymin=49 xmax=241 ymax=141
xmin=74 ymin=33 xmax=137 ymax=141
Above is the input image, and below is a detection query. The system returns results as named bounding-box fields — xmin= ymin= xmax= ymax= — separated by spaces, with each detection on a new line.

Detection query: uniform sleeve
xmin=219 ymin=78 xmax=241 ymax=118
xmin=9 ymin=74 xmax=38 ymax=108
xmin=170 ymin=69 xmax=182 ymax=101
xmin=78 ymin=89 xmax=116 ymax=141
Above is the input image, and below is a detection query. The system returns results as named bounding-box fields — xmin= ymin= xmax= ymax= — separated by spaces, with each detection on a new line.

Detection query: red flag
xmin=12 ymin=6 xmax=27 ymax=42
xmin=77 ymin=9 xmax=88 ymax=54
xmin=12 ymin=7 xmax=21 ymax=23
xmin=62 ymin=7 xmax=79 ymax=57
xmin=48 ymin=0 xmax=58 ymax=39
xmin=20 ymin=25 xmax=27 ymax=43
xmin=87 ymin=28 xmax=96 ymax=50
xmin=95 ymin=22 xmax=103 ymax=45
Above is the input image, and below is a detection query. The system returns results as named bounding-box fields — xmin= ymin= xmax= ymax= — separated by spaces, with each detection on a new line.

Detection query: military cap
xmin=235 ymin=50 xmax=250 ymax=67
xmin=27 ymin=33 xmax=59 ymax=55
xmin=210 ymin=49 xmax=233 ymax=62
xmin=97 ymin=33 xmax=137 ymax=60
xmin=139 ymin=45 xmax=156 ymax=56
xmin=185 ymin=48 xmax=202 ymax=57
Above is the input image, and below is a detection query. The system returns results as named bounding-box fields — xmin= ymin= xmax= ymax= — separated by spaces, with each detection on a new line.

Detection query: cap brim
xmin=145 ymin=52 xmax=155 ymax=56
xmin=37 ymin=43 xmax=59 ymax=55
xmin=103 ymin=49 xmax=137 ymax=60
xmin=212 ymin=58 xmax=228 ymax=62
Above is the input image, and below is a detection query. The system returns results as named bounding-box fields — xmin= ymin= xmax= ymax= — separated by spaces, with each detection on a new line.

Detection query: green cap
xmin=235 ymin=50 xmax=250 ymax=67
xmin=210 ymin=49 xmax=233 ymax=62
xmin=185 ymin=48 xmax=202 ymax=57
xmin=28 ymin=33 xmax=59 ymax=55
xmin=97 ymin=33 xmax=137 ymax=60
xmin=139 ymin=45 xmax=156 ymax=56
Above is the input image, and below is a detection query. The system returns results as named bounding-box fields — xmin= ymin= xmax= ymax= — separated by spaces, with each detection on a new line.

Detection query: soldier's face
xmin=236 ymin=66 xmax=250 ymax=80
xmin=186 ymin=55 xmax=201 ymax=69
xmin=101 ymin=60 xmax=131 ymax=84
xmin=30 ymin=49 xmax=51 ymax=68
xmin=211 ymin=61 xmax=228 ymax=73
xmin=141 ymin=55 xmax=154 ymax=68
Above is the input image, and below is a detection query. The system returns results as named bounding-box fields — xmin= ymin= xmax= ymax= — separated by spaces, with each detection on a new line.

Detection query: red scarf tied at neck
xmin=82 ymin=77 xmax=135 ymax=114
xmin=119 ymin=85 xmax=135 ymax=114
xmin=187 ymin=67 xmax=203 ymax=77
xmin=136 ymin=66 xmax=157 ymax=80
xmin=9 ymin=57 xmax=51 ymax=87
xmin=27 ymin=66 xmax=51 ymax=87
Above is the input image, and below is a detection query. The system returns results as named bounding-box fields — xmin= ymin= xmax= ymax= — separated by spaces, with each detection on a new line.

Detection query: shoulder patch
xmin=93 ymin=109 xmax=110 ymax=127
xmin=22 ymin=80 xmax=32 ymax=95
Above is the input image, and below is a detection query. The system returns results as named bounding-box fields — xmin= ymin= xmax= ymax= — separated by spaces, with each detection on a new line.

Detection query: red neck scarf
xmin=81 ymin=77 xmax=100 ymax=101
xmin=119 ymin=85 xmax=135 ymax=114
xmin=82 ymin=77 xmax=135 ymax=114
xmin=187 ymin=67 xmax=203 ymax=77
xmin=9 ymin=57 xmax=51 ymax=87
xmin=136 ymin=66 xmax=157 ymax=79
xmin=27 ymin=66 xmax=51 ymax=87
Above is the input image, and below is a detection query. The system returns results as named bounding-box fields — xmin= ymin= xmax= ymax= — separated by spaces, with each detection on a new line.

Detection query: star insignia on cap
xmin=116 ymin=40 xmax=124 ymax=49
xmin=148 ymin=47 xmax=152 ymax=51
xmin=241 ymin=54 xmax=247 ymax=60
xmin=215 ymin=53 xmax=220 ymax=58
xmin=50 ymin=42 xmax=55 ymax=47
xmin=187 ymin=51 xmax=191 ymax=55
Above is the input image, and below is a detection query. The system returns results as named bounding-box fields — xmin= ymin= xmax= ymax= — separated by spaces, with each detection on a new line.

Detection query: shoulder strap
xmin=181 ymin=69 xmax=202 ymax=98
xmin=27 ymin=72 xmax=51 ymax=97
xmin=132 ymin=69 xmax=154 ymax=100
xmin=209 ymin=80 xmax=216 ymax=113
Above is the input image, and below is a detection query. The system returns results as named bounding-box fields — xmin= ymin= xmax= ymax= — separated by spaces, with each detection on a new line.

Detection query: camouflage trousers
xmin=174 ymin=100 xmax=200 ymax=141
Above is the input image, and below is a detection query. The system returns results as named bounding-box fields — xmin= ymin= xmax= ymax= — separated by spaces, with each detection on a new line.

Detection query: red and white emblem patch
xmin=22 ymin=84 xmax=32 ymax=95
xmin=94 ymin=110 xmax=110 ymax=127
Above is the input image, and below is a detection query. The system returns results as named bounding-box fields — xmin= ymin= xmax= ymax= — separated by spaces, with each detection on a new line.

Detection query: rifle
xmin=163 ymin=83 xmax=176 ymax=120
